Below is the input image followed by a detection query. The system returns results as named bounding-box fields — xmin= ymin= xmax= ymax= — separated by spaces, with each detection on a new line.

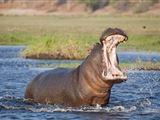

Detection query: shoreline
xmin=0 ymin=45 xmax=160 ymax=71
xmin=22 ymin=50 xmax=160 ymax=60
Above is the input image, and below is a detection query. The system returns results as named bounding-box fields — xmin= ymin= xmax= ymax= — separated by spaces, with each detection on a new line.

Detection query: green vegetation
xmin=120 ymin=61 xmax=160 ymax=71
xmin=21 ymin=34 xmax=94 ymax=59
xmin=0 ymin=32 xmax=34 ymax=45
xmin=121 ymin=35 xmax=160 ymax=52
xmin=78 ymin=0 xmax=108 ymax=11
xmin=0 ymin=15 xmax=160 ymax=59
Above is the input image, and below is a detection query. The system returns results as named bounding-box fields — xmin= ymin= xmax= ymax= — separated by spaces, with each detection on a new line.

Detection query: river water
xmin=0 ymin=46 xmax=160 ymax=120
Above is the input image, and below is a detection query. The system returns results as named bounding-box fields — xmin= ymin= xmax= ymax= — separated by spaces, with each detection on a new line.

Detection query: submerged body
xmin=25 ymin=28 xmax=128 ymax=107
xmin=25 ymin=68 xmax=82 ymax=106
xmin=25 ymin=67 xmax=112 ymax=106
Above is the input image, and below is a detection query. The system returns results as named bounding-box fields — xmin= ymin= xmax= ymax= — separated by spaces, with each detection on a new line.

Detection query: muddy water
xmin=0 ymin=46 xmax=160 ymax=120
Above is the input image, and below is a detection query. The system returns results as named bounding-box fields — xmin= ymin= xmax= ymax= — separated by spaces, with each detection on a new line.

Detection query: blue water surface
xmin=0 ymin=46 xmax=160 ymax=120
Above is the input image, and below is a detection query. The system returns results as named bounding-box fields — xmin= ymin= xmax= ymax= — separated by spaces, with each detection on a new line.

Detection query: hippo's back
xmin=25 ymin=68 xmax=74 ymax=103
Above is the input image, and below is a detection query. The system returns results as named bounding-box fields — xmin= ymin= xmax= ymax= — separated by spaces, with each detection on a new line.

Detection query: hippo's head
xmin=100 ymin=28 xmax=128 ymax=83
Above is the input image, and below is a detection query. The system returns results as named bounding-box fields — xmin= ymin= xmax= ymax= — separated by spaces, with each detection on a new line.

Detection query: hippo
xmin=25 ymin=28 xmax=128 ymax=107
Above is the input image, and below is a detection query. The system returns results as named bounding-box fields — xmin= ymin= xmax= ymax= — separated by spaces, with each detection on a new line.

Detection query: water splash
xmin=0 ymin=97 xmax=137 ymax=113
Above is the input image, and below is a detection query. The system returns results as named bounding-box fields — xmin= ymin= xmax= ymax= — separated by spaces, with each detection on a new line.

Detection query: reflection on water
xmin=0 ymin=46 xmax=160 ymax=120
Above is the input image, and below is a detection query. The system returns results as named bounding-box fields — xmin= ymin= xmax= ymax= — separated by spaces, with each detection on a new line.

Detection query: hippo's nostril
xmin=112 ymin=73 xmax=119 ymax=77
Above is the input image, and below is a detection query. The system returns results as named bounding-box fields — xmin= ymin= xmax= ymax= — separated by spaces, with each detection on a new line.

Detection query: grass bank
xmin=21 ymin=34 xmax=160 ymax=59
xmin=0 ymin=15 xmax=160 ymax=59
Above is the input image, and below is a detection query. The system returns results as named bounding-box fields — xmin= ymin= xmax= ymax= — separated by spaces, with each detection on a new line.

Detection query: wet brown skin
xmin=25 ymin=28 xmax=128 ymax=107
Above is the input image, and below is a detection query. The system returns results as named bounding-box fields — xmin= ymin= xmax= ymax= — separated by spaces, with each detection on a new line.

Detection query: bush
xmin=79 ymin=0 xmax=109 ymax=11
xmin=112 ymin=0 xmax=131 ymax=12
xmin=133 ymin=0 xmax=155 ymax=13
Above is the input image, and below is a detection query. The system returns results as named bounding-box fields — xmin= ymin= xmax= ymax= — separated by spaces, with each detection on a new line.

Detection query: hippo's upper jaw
xmin=101 ymin=34 xmax=127 ymax=82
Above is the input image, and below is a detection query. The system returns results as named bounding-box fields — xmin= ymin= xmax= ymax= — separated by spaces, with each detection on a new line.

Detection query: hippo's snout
xmin=102 ymin=68 xmax=127 ymax=82
xmin=111 ymin=72 xmax=127 ymax=80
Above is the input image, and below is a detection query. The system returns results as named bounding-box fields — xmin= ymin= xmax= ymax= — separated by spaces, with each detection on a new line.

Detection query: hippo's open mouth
xmin=102 ymin=35 xmax=127 ymax=82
